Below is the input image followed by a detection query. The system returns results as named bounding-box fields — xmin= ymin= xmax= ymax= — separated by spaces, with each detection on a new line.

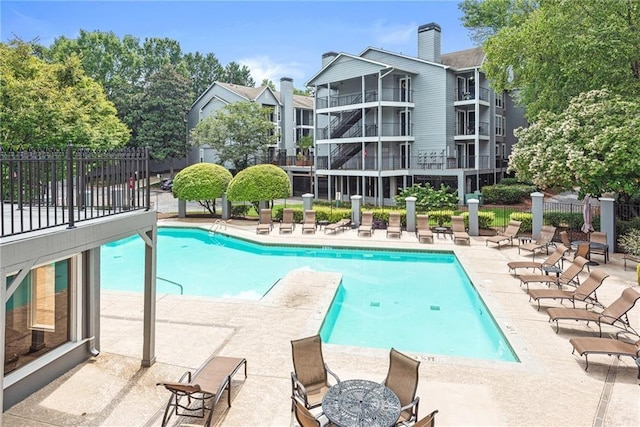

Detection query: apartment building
xmin=186 ymin=79 xmax=315 ymax=194
xmin=305 ymin=23 xmax=526 ymax=204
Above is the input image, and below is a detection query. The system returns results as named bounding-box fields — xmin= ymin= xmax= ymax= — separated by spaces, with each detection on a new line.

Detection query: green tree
xmin=474 ymin=0 xmax=640 ymax=119
xmin=183 ymin=51 xmax=224 ymax=97
xmin=189 ymin=101 xmax=276 ymax=171
xmin=509 ymin=89 xmax=640 ymax=201
xmin=293 ymin=87 xmax=311 ymax=96
xmin=0 ymin=40 xmax=129 ymax=148
xmin=393 ymin=183 xmax=458 ymax=211
xmin=458 ymin=0 xmax=537 ymax=44
xmin=226 ymin=164 xmax=291 ymax=209
xmin=222 ymin=62 xmax=255 ymax=86
xmin=261 ymin=79 xmax=276 ymax=91
xmin=137 ymin=64 xmax=193 ymax=175
xmin=172 ymin=163 xmax=232 ymax=215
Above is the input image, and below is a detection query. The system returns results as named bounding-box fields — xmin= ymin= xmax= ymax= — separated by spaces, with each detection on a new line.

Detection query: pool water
xmin=101 ymin=227 xmax=518 ymax=362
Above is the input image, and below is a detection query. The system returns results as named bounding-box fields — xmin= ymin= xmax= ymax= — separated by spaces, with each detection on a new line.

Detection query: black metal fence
xmin=1 ymin=145 xmax=150 ymax=237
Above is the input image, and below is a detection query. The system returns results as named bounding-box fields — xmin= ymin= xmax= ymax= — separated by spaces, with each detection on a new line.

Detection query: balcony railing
xmin=1 ymin=145 xmax=150 ymax=237
xmin=455 ymin=87 xmax=490 ymax=102
xmin=319 ymin=122 xmax=413 ymax=140
xmin=315 ymin=154 xmax=508 ymax=171
xmin=455 ymin=121 xmax=490 ymax=136
xmin=316 ymin=87 xmax=414 ymax=109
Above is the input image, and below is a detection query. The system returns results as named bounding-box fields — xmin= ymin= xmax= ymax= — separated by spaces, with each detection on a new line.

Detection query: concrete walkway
xmin=4 ymin=218 xmax=639 ymax=426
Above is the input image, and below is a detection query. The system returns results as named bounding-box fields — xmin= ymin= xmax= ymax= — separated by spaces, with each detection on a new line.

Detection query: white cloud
xmin=371 ymin=20 xmax=416 ymax=47
xmin=237 ymin=55 xmax=307 ymax=90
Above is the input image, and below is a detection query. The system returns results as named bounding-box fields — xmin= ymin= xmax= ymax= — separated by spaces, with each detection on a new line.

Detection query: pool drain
xmin=430 ymin=305 xmax=441 ymax=311
xmin=370 ymin=302 xmax=380 ymax=307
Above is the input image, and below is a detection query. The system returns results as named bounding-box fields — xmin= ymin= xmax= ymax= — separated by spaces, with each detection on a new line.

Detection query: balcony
xmin=319 ymin=121 xmax=413 ymax=140
xmin=455 ymin=87 xmax=490 ymax=102
xmin=315 ymin=154 xmax=508 ymax=171
xmin=455 ymin=121 xmax=490 ymax=137
xmin=316 ymin=87 xmax=414 ymax=109
xmin=1 ymin=146 xmax=150 ymax=237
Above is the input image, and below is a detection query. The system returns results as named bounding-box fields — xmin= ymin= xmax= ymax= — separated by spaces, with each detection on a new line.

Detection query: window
xmin=496 ymin=115 xmax=505 ymax=136
xmin=495 ymin=92 xmax=504 ymax=109
xmin=5 ymin=259 xmax=72 ymax=375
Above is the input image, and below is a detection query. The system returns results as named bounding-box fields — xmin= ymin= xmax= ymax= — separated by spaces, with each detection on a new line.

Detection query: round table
xmin=322 ymin=379 xmax=401 ymax=427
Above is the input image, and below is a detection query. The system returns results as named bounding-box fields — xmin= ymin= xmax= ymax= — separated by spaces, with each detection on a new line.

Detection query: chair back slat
xmin=291 ymin=335 xmax=327 ymax=387
xmin=384 ymin=348 xmax=420 ymax=408
xmin=603 ymin=288 xmax=640 ymax=320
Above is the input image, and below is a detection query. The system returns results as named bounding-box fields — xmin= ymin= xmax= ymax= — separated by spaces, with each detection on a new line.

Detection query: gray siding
xmin=310 ymin=56 xmax=385 ymax=85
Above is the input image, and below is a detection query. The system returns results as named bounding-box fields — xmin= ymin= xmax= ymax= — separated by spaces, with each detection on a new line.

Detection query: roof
xmin=193 ymin=81 xmax=313 ymax=110
xmin=440 ymin=46 xmax=485 ymax=69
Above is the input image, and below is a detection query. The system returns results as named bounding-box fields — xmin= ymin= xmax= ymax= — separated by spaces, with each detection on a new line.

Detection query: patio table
xmin=322 ymin=379 xmax=401 ymax=427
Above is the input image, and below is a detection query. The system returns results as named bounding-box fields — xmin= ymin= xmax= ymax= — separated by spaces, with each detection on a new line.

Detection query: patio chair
xmin=358 ymin=211 xmax=373 ymax=236
xmin=573 ymin=243 xmax=599 ymax=272
xmin=157 ymin=356 xmax=247 ymax=427
xmin=301 ymin=210 xmax=317 ymax=234
xmin=383 ymin=348 xmax=420 ymax=425
xmin=451 ymin=216 xmax=470 ymax=245
xmin=292 ymin=396 xmax=324 ymax=427
xmin=527 ymin=269 xmax=609 ymax=310
xmin=485 ymin=220 xmax=522 ymax=248
xmin=279 ymin=208 xmax=295 ymax=234
xmin=416 ymin=215 xmax=433 ymax=243
xmin=518 ymin=256 xmax=589 ymax=290
xmin=569 ymin=336 xmax=640 ymax=379
xmin=560 ymin=231 xmax=573 ymax=253
xmin=291 ymin=335 xmax=340 ymax=411
xmin=387 ymin=212 xmax=402 ymax=238
xmin=547 ymin=287 xmax=640 ymax=336
xmin=256 ymin=209 xmax=273 ymax=234
xmin=589 ymin=231 xmax=609 ymax=263
xmin=403 ymin=410 xmax=439 ymax=427
xmin=324 ymin=218 xmax=351 ymax=234
xmin=507 ymin=244 xmax=568 ymax=275
xmin=517 ymin=225 xmax=557 ymax=260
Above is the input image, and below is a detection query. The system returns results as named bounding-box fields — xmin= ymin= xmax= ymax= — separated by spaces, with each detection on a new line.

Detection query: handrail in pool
xmin=157 ymin=276 xmax=184 ymax=295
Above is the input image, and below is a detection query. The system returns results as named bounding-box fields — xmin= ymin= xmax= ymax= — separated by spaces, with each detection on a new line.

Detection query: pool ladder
xmin=209 ymin=220 xmax=226 ymax=234
xmin=157 ymin=276 xmax=184 ymax=295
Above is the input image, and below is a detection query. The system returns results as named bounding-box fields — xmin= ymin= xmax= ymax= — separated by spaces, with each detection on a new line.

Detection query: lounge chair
xmin=547 ymin=287 xmax=640 ymax=336
xmin=518 ymin=225 xmax=557 ymax=260
xmin=157 ymin=356 xmax=247 ymax=427
xmin=358 ymin=211 xmax=373 ymax=236
xmin=301 ymin=210 xmax=317 ymax=234
xmin=485 ymin=220 xmax=522 ymax=248
xmin=589 ymin=231 xmax=609 ymax=263
xmin=387 ymin=212 xmax=402 ymax=238
xmin=324 ymin=218 xmax=351 ymax=234
xmin=569 ymin=336 xmax=640 ymax=379
xmin=451 ymin=216 xmax=470 ymax=245
xmin=291 ymin=335 xmax=340 ymax=411
xmin=518 ymin=256 xmax=589 ymax=290
xmin=507 ymin=244 xmax=568 ymax=275
xmin=279 ymin=208 xmax=295 ymax=234
xmin=383 ymin=348 xmax=420 ymax=425
xmin=527 ymin=269 xmax=609 ymax=310
xmin=256 ymin=209 xmax=273 ymax=234
xmin=416 ymin=215 xmax=433 ymax=243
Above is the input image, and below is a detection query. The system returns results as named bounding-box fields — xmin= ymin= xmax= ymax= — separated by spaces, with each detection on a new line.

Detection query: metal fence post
xmin=66 ymin=143 xmax=75 ymax=229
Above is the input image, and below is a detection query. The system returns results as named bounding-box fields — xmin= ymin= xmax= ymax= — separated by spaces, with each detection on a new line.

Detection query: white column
xmin=468 ymin=199 xmax=479 ymax=236
xmin=599 ymin=197 xmax=615 ymax=253
xmin=531 ymin=192 xmax=544 ymax=238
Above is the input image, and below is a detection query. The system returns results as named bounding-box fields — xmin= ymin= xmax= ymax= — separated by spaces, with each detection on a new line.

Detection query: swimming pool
xmin=101 ymin=227 xmax=517 ymax=362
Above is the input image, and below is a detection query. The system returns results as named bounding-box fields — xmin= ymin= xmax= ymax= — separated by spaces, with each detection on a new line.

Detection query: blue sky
xmin=1 ymin=0 xmax=475 ymax=89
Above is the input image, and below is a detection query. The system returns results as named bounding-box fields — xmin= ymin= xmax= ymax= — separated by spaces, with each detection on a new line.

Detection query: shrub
xmin=482 ymin=184 xmax=536 ymax=204
xmin=618 ymin=228 xmax=640 ymax=256
xmin=172 ymin=163 xmax=233 ymax=215
xmin=510 ymin=212 xmax=533 ymax=232
xmin=427 ymin=210 xmax=454 ymax=226
xmin=230 ymin=204 xmax=250 ymax=218
xmin=460 ymin=211 xmax=495 ymax=228
xmin=394 ymin=183 xmax=458 ymax=210
xmin=227 ymin=164 xmax=291 ymax=203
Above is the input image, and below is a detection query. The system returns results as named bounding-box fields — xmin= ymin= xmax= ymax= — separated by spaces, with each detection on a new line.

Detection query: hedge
xmin=510 ymin=212 xmax=533 ymax=233
xmin=460 ymin=211 xmax=495 ymax=229
xmin=543 ymin=211 xmax=600 ymax=230
xmin=482 ymin=184 xmax=536 ymax=204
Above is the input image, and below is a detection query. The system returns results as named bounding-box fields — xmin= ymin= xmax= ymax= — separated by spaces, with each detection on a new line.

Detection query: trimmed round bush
xmin=226 ymin=164 xmax=291 ymax=202
xmin=172 ymin=163 xmax=232 ymax=201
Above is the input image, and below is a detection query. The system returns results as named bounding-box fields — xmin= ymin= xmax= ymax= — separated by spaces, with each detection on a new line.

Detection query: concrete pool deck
xmin=4 ymin=218 xmax=640 ymax=426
